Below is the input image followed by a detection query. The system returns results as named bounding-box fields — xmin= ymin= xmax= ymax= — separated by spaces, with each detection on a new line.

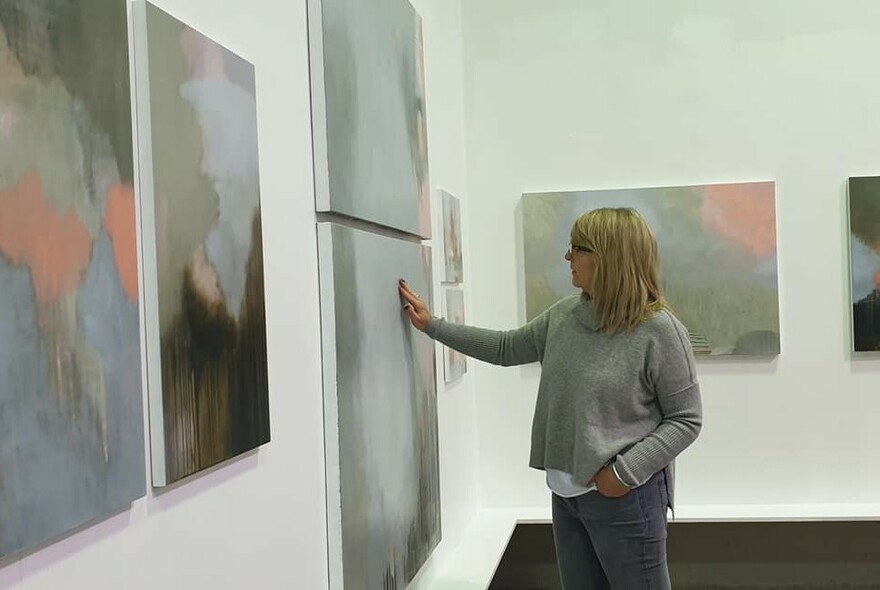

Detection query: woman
xmin=399 ymin=207 xmax=702 ymax=589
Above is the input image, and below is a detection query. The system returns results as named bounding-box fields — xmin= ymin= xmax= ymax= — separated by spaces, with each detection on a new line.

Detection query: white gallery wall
xmin=0 ymin=0 xmax=476 ymax=588
xmin=462 ymin=0 xmax=880 ymax=514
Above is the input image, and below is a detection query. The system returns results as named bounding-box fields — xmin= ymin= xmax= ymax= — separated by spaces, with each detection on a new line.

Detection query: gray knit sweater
xmin=424 ymin=293 xmax=702 ymax=508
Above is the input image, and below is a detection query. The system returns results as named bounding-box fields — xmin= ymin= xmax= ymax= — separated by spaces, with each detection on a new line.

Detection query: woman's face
xmin=564 ymin=245 xmax=595 ymax=295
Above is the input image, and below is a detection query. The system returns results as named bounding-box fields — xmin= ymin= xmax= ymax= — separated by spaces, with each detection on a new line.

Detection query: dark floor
xmin=489 ymin=522 xmax=880 ymax=589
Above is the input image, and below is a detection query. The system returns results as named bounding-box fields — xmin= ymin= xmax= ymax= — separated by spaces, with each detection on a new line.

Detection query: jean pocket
xmin=596 ymin=486 xmax=636 ymax=501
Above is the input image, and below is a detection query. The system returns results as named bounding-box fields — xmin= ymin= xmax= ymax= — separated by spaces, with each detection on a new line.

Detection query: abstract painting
xmin=848 ymin=176 xmax=880 ymax=352
xmin=309 ymin=0 xmax=431 ymax=238
xmin=522 ymin=182 xmax=780 ymax=356
xmin=0 ymin=0 xmax=145 ymax=557
xmin=441 ymin=190 xmax=463 ymax=283
xmin=443 ymin=287 xmax=467 ymax=383
xmin=141 ymin=4 xmax=269 ymax=486
xmin=317 ymin=222 xmax=440 ymax=589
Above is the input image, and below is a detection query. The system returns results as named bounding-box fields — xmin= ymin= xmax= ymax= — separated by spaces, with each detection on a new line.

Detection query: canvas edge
xmin=846 ymin=177 xmax=863 ymax=355
xmin=437 ymin=188 xmax=450 ymax=283
xmin=415 ymin=12 xmax=432 ymax=241
xmin=420 ymin=242 xmax=443 ymax=556
xmin=442 ymin=285 xmax=452 ymax=382
xmin=306 ymin=0 xmax=331 ymax=213
xmin=247 ymin=24 xmax=272 ymax=447
xmin=316 ymin=222 xmax=344 ymax=589
xmin=125 ymin=0 xmax=149 ymax=500
xmin=442 ymin=284 xmax=452 ymax=383
xmin=438 ymin=189 xmax=453 ymax=284
xmin=131 ymin=0 xmax=169 ymax=487
xmin=452 ymin=193 xmax=462 ymax=282
xmin=514 ymin=195 xmax=532 ymax=325
xmin=764 ymin=180 xmax=782 ymax=356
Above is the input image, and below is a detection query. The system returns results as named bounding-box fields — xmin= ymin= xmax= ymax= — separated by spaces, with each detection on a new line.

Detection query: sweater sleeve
xmin=614 ymin=311 xmax=703 ymax=487
xmin=422 ymin=310 xmax=550 ymax=367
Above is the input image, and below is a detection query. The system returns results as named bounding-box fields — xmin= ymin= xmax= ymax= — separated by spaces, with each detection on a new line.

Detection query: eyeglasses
xmin=567 ymin=243 xmax=593 ymax=257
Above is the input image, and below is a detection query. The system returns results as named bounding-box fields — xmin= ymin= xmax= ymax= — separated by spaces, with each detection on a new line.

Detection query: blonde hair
xmin=571 ymin=207 xmax=666 ymax=333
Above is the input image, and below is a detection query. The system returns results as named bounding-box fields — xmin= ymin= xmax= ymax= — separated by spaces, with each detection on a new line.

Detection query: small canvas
xmin=317 ymin=222 xmax=440 ymax=589
xmin=522 ymin=182 xmax=780 ymax=356
xmin=0 ymin=0 xmax=145 ymax=557
xmin=443 ymin=288 xmax=467 ymax=382
xmin=139 ymin=4 xmax=270 ymax=486
xmin=309 ymin=0 xmax=431 ymax=238
xmin=441 ymin=190 xmax=464 ymax=283
xmin=848 ymin=176 xmax=880 ymax=351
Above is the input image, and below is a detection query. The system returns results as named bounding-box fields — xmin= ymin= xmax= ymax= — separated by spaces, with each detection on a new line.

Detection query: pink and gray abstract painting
xmin=143 ymin=4 xmax=269 ymax=486
xmin=0 ymin=0 xmax=145 ymax=557
xmin=522 ymin=182 xmax=780 ymax=356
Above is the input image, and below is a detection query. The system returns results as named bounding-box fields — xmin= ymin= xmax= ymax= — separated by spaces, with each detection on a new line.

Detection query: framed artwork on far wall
xmin=521 ymin=181 xmax=780 ymax=356
xmin=848 ymin=176 xmax=880 ymax=352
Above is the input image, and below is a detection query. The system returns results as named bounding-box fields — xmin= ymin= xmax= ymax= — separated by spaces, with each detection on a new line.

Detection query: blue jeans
xmin=551 ymin=469 xmax=670 ymax=589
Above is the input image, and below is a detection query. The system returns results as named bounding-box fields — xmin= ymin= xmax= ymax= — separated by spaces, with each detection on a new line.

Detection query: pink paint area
xmin=190 ymin=246 xmax=224 ymax=306
xmin=416 ymin=19 xmax=427 ymax=95
xmin=0 ymin=169 xmax=92 ymax=303
xmin=104 ymin=183 xmax=139 ymax=302
xmin=180 ymin=28 xmax=225 ymax=80
xmin=700 ymin=183 xmax=776 ymax=259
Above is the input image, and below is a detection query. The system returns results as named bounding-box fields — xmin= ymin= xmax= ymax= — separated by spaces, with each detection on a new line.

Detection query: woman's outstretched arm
xmin=399 ymin=279 xmax=548 ymax=366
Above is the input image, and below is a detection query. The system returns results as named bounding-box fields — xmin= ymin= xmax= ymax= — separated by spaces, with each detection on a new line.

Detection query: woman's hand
xmin=398 ymin=279 xmax=431 ymax=331
xmin=594 ymin=464 xmax=631 ymax=498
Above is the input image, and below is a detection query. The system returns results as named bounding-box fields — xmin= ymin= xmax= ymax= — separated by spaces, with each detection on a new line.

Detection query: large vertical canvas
xmin=140 ymin=4 xmax=269 ymax=486
xmin=522 ymin=182 xmax=780 ymax=356
xmin=308 ymin=0 xmax=431 ymax=238
xmin=848 ymin=176 xmax=880 ymax=351
xmin=0 ymin=0 xmax=145 ymax=557
xmin=441 ymin=189 xmax=463 ymax=283
xmin=443 ymin=287 xmax=467 ymax=383
xmin=317 ymin=222 xmax=440 ymax=589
